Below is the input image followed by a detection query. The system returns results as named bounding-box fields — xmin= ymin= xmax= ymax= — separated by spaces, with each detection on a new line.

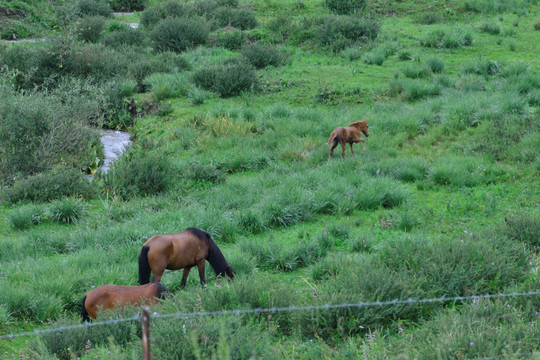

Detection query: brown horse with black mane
xmin=139 ymin=227 xmax=234 ymax=288
xmin=81 ymin=282 xmax=168 ymax=322
xmin=327 ymin=120 xmax=369 ymax=159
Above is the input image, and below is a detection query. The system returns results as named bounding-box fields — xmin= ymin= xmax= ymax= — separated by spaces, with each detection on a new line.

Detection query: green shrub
xmin=240 ymin=43 xmax=287 ymax=68
xmin=528 ymin=89 xmax=540 ymax=106
xmin=76 ymin=16 xmax=107 ymax=43
xmin=325 ymin=0 xmax=367 ymax=15
xmin=420 ymin=28 xmax=473 ymax=48
xmin=216 ymin=29 xmax=246 ymax=50
xmin=415 ymin=12 xmax=442 ymax=25
xmin=100 ymin=28 xmax=145 ymax=48
xmin=463 ymin=0 xmax=528 ymax=14
xmin=362 ymin=42 xmax=397 ymax=65
xmin=50 ymin=198 xmax=87 ymax=224
xmin=127 ymin=51 xmax=191 ymax=89
xmin=2 ymin=168 xmax=96 ymax=203
xmin=77 ymin=0 xmax=113 ymax=17
xmin=213 ymin=7 xmax=258 ymax=30
xmin=151 ymin=17 xmax=209 ymax=52
xmin=8 ymin=204 xmax=46 ymax=230
xmin=110 ymin=0 xmax=147 ymax=12
xmin=316 ymin=15 xmax=380 ymax=52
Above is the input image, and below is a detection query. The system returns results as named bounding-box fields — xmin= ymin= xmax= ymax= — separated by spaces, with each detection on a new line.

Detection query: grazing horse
xmin=327 ymin=120 xmax=369 ymax=159
xmin=139 ymin=227 xmax=234 ymax=288
xmin=81 ymin=282 xmax=168 ymax=322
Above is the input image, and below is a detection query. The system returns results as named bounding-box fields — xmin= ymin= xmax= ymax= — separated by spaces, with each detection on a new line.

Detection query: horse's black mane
xmin=186 ymin=227 xmax=231 ymax=277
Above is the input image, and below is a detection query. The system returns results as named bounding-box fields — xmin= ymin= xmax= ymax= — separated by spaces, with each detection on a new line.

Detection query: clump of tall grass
xmin=8 ymin=204 xmax=47 ymax=230
xmin=388 ymin=78 xmax=441 ymax=101
xmin=429 ymin=156 xmax=504 ymax=187
xmin=363 ymin=157 xmax=428 ymax=182
xmin=420 ymin=28 xmax=473 ymax=48
xmin=363 ymin=42 xmax=397 ymax=65
xmin=240 ymin=43 xmax=287 ymax=68
xmin=325 ymin=0 xmax=367 ymax=15
xmin=216 ymin=28 xmax=246 ymax=50
xmin=425 ymin=57 xmax=445 ymax=73
xmin=463 ymin=0 xmax=529 ymax=14
xmin=462 ymin=59 xmax=504 ymax=77
xmin=144 ymin=72 xmax=190 ymax=100
xmin=503 ymin=213 xmax=540 ymax=247
xmin=192 ymin=59 xmax=257 ymax=97
xmin=401 ymin=63 xmax=431 ymax=79
xmin=50 ymin=198 xmax=86 ymax=224
xmin=76 ymin=16 xmax=107 ymax=43
xmin=316 ymin=15 xmax=380 ymax=52
xmin=479 ymin=22 xmax=501 ymax=35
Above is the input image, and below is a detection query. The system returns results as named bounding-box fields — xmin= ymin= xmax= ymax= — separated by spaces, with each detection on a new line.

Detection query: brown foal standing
xmin=327 ymin=120 xmax=369 ymax=159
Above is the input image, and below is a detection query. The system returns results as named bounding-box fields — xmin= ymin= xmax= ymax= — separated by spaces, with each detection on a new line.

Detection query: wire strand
xmin=1 ymin=291 xmax=539 ymax=341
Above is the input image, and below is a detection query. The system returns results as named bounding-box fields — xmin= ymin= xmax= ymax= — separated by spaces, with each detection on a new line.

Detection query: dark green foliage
xmin=213 ymin=7 xmax=258 ymax=30
xmin=463 ymin=0 xmax=529 ymax=14
xmin=216 ymin=29 xmax=246 ymax=50
xmin=151 ymin=17 xmax=209 ymax=52
xmin=325 ymin=0 xmax=366 ymax=15
xmin=0 ymin=81 xmax=103 ymax=182
xmin=480 ymin=22 xmax=501 ymax=35
xmin=127 ymin=51 xmax=191 ymax=89
xmin=2 ymin=168 xmax=96 ymax=204
xmin=192 ymin=60 xmax=257 ymax=97
xmin=504 ymin=213 xmax=540 ymax=247
xmin=182 ymin=161 xmax=226 ymax=184
xmin=100 ymin=28 xmax=146 ymax=48
xmin=316 ymin=15 xmax=380 ymax=52
xmin=76 ymin=0 xmax=113 ymax=18
xmin=76 ymin=16 xmax=106 ymax=43
xmin=415 ymin=12 xmax=442 ymax=25
xmin=7 ymin=204 xmax=46 ymax=230
xmin=240 ymin=43 xmax=287 ymax=68
xmin=110 ymin=0 xmax=147 ymax=12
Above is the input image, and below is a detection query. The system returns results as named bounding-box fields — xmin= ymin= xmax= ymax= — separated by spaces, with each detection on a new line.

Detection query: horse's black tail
xmin=81 ymin=296 xmax=90 ymax=323
xmin=139 ymin=246 xmax=151 ymax=285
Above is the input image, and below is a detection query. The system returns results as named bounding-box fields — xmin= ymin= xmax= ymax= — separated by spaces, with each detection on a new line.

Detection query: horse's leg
xmin=350 ymin=143 xmax=355 ymax=157
xmin=329 ymin=142 xmax=338 ymax=159
xmin=359 ymin=138 xmax=366 ymax=154
xmin=196 ymin=260 xmax=206 ymax=287
xmin=180 ymin=267 xmax=191 ymax=289
xmin=340 ymin=140 xmax=346 ymax=158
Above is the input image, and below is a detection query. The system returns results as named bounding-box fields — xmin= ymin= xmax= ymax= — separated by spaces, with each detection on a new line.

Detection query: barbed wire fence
xmin=2 ymin=291 xmax=540 ymax=358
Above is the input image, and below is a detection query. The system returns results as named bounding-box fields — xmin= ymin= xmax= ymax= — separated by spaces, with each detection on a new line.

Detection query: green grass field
xmin=1 ymin=0 xmax=540 ymax=358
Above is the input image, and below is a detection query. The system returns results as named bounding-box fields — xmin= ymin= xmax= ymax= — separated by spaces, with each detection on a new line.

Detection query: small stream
xmin=100 ymin=129 xmax=132 ymax=173
xmin=88 ymin=129 xmax=131 ymax=180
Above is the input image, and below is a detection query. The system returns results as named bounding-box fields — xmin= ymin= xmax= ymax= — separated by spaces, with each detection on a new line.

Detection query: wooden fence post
xmin=142 ymin=306 xmax=151 ymax=360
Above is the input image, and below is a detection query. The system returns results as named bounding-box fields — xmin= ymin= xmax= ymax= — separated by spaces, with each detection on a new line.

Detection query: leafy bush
xmin=1 ymin=168 xmax=96 ymax=203
xmin=76 ymin=0 xmax=113 ymax=17
xmin=316 ymin=15 xmax=380 ymax=52
xmin=213 ymin=7 xmax=258 ymax=30
xmin=240 ymin=43 xmax=287 ymax=68
xmin=110 ymin=0 xmax=147 ymax=12
xmin=325 ymin=0 xmax=367 ymax=15
xmin=0 ymin=81 xmax=103 ymax=181
xmin=151 ymin=17 xmax=209 ymax=52
xmin=216 ymin=29 xmax=246 ymax=50
xmin=192 ymin=60 xmax=257 ymax=97
xmin=76 ymin=16 xmax=107 ymax=43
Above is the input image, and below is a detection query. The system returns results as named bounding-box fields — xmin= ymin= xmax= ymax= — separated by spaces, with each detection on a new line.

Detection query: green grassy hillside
xmin=1 ymin=0 xmax=539 ymax=358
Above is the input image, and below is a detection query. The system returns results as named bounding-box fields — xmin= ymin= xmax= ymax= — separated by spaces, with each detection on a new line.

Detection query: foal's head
xmin=350 ymin=120 xmax=369 ymax=137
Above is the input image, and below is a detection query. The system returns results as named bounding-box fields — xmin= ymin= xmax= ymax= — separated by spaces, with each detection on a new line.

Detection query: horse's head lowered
xmin=350 ymin=120 xmax=369 ymax=137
